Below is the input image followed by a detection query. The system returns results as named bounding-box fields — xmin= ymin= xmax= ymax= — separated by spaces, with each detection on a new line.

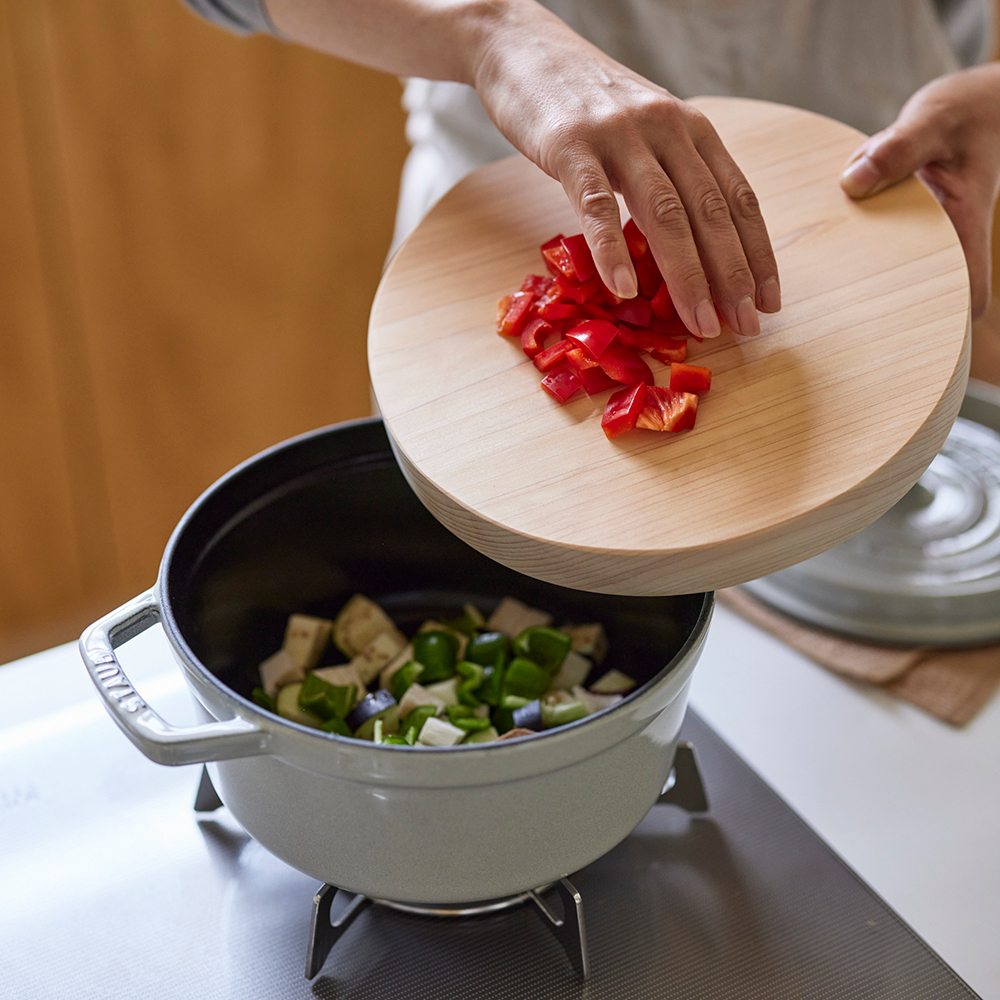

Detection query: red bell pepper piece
xmin=521 ymin=274 xmax=555 ymax=296
xmin=647 ymin=314 xmax=691 ymax=337
xmin=622 ymin=219 xmax=648 ymax=262
xmin=539 ymin=300 xmax=587 ymax=321
xmin=650 ymin=281 xmax=678 ymax=320
xmin=669 ymin=363 xmax=712 ymax=393
xmin=565 ymin=319 xmax=619 ymax=360
xmin=582 ymin=302 xmax=619 ymax=322
xmin=612 ymin=297 xmax=652 ymax=327
xmin=520 ymin=317 xmax=555 ymax=359
xmin=616 ymin=326 xmax=688 ymax=360
xmin=634 ymin=252 xmax=663 ymax=298
xmin=542 ymin=244 xmax=578 ymax=282
xmin=579 ymin=366 xmax=619 ymax=395
xmin=597 ymin=342 xmax=654 ymax=385
xmin=601 ymin=382 xmax=646 ymax=439
xmin=564 ymin=346 xmax=599 ymax=371
xmin=648 ymin=341 xmax=688 ymax=365
xmin=496 ymin=291 xmax=535 ymax=337
xmin=635 ymin=386 xmax=698 ymax=432
xmin=541 ymin=364 xmax=583 ymax=403
xmin=533 ymin=338 xmax=573 ymax=372
xmin=556 ymin=275 xmax=604 ymax=304
xmin=560 ymin=234 xmax=598 ymax=282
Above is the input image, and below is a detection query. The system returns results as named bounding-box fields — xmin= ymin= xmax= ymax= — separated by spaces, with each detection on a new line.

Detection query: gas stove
xmin=0 ymin=631 xmax=982 ymax=1000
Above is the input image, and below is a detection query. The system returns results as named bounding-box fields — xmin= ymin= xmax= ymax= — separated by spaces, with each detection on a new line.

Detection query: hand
xmin=840 ymin=64 xmax=1000 ymax=319
xmin=472 ymin=3 xmax=779 ymax=337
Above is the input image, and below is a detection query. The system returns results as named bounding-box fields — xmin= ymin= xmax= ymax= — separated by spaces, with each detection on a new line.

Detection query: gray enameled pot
xmin=80 ymin=418 xmax=713 ymax=903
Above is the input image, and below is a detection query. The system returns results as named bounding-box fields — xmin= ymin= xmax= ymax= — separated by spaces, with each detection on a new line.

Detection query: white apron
xmin=391 ymin=0 xmax=992 ymax=252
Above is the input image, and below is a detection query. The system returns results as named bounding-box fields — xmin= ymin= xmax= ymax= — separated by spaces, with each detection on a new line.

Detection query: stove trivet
xmin=193 ymin=742 xmax=709 ymax=983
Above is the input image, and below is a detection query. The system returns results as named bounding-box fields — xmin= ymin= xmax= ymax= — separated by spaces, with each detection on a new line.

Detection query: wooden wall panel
xmin=0 ymin=0 xmax=408 ymax=661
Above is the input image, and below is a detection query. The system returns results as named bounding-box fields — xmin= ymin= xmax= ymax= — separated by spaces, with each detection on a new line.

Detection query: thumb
xmin=839 ymin=123 xmax=939 ymax=199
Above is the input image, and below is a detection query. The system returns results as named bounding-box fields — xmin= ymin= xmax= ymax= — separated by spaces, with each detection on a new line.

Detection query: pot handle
xmin=79 ymin=589 xmax=271 ymax=767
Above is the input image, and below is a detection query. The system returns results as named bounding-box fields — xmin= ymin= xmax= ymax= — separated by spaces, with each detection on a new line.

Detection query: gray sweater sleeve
xmin=180 ymin=0 xmax=277 ymax=35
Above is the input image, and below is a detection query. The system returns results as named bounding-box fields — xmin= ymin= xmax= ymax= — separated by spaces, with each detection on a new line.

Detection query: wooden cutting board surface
xmin=368 ymin=97 xmax=970 ymax=596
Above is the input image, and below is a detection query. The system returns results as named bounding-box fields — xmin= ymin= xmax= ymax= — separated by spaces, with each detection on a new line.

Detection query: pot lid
xmin=368 ymin=97 xmax=970 ymax=596
xmin=741 ymin=380 xmax=1000 ymax=645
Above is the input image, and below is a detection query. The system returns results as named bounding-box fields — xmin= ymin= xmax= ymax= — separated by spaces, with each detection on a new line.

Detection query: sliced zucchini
xmin=276 ymin=682 xmax=324 ymax=729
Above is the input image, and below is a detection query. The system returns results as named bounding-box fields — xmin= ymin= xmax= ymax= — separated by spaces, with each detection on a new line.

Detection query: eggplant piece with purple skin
xmin=511 ymin=699 xmax=543 ymax=732
xmin=347 ymin=688 xmax=398 ymax=738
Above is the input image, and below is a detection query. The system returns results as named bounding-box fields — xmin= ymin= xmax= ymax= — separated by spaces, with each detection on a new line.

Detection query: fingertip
xmin=840 ymin=154 xmax=881 ymax=198
xmin=695 ymin=300 xmax=721 ymax=338
xmin=758 ymin=276 xmax=781 ymax=313
xmin=612 ymin=264 xmax=638 ymax=300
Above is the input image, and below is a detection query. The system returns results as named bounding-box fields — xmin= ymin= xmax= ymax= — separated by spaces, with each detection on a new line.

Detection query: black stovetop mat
xmin=223 ymin=710 xmax=979 ymax=1000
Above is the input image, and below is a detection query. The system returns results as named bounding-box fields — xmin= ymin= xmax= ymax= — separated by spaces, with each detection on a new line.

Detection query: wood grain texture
xmin=370 ymin=98 xmax=970 ymax=596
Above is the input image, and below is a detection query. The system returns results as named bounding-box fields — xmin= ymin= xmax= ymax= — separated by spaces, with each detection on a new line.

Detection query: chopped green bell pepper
xmin=455 ymin=660 xmax=485 ymax=706
xmin=399 ymin=703 xmax=437 ymax=742
xmin=251 ymin=687 xmax=276 ymax=713
xmin=541 ymin=700 xmax=587 ymax=728
xmin=298 ymin=672 xmax=356 ymax=720
xmin=319 ymin=716 xmax=352 ymax=737
xmin=503 ymin=657 xmax=553 ymax=701
xmin=512 ymin=626 xmax=571 ymax=673
xmin=465 ymin=631 xmax=508 ymax=668
xmin=390 ymin=660 xmax=423 ymax=701
xmin=411 ymin=630 xmax=459 ymax=683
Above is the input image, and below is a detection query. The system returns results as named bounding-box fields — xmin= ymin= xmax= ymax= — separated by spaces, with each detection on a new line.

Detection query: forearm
xmin=263 ymin=0 xmax=563 ymax=88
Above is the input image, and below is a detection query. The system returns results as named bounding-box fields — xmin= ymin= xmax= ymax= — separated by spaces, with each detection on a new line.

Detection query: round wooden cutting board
xmin=368 ymin=97 xmax=970 ymax=596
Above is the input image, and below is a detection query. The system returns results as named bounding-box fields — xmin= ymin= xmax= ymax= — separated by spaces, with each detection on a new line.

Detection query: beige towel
xmin=718 ymin=588 xmax=1000 ymax=726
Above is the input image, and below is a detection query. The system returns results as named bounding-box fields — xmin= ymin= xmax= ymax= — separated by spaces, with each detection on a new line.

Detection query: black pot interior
xmin=162 ymin=419 xmax=710 ymax=702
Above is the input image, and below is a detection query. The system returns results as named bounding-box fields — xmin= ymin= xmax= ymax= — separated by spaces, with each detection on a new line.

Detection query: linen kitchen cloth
xmin=719 ymin=587 xmax=1000 ymax=726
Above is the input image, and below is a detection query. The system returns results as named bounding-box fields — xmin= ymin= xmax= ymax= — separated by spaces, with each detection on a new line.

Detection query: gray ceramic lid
xmin=742 ymin=380 xmax=1000 ymax=646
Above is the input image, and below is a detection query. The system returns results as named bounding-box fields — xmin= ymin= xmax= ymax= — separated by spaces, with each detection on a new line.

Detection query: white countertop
xmin=2 ymin=604 xmax=998 ymax=997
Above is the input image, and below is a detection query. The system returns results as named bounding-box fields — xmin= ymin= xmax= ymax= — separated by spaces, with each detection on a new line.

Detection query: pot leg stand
xmin=193 ymin=765 xmax=223 ymax=812
xmin=306 ymin=885 xmax=371 ymax=979
xmin=529 ymin=877 xmax=589 ymax=980
xmin=656 ymin=741 xmax=709 ymax=812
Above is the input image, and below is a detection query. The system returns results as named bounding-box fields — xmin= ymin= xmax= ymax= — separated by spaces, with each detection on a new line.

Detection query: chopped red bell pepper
xmin=533 ymin=337 xmax=574 ymax=372
xmin=560 ymin=234 xmax=598 ymax=282
xmin=598 ymin=342 xmax=654 ymax=385
xmin=647 ymin=314 xmax=691 ymax=337
xmin=622 ymin=219 xmax=648 ymax=261
xmin=601 ymin=382 xmax=646 ymax=438
xmin=521 ymin=317 xmax=555 ymax=359
xmin=669 ymin=363 xmax=712 ymax=393
xmin=582 ymin=302 xmax=619 ymax=322
xmin=541 ymin=364 xmax=583 ymax=403
xmin=539 ymin=300 xmax=587 ymax=321
xmin=496 ymin=290 xmax=536 ymax=337
xmin=564 ymin=346 xmax=599 ymax=371
xmin=542 ymin=244 xmax=578 ymax=282
xmin=579 ymin=366 xmax=619 ymax=395
xmin=616 ymin=326 xmax=688 ymax=361
xmin=521 ymin=274 xmax=555 ymax=296
xmin=634 ymin=252 xmax=663 ymax=298
xmin=565 ymin=319 xmax=619 ymax=360
xmin=650 ymin=281 xmax=678 ymax=320
xmin=612 ymin=297 xmax=652 ymax=327
xmin=556 ymin=275 xmax=604 ymax=304
xmin=635 ymin=386 xmax=698 ymax=432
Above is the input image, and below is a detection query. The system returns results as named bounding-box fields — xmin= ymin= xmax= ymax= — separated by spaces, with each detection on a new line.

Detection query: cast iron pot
xmin=80 ymin=418 xmax=713 ymax=903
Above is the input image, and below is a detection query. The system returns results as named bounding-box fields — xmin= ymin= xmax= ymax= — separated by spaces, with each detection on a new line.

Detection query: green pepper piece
xmin=541 ymin=700 xmax=588 ymax=729
xmin=411 ymin=630 xmax=459 ymax=683
xmin=251 ymin=687 xmax=277 ymax=713
xmin=320 ymin=716 xmax=352 ymax=737
xmin=501 ymin=694 xmax=531 ymax=709
xmin=399 ymin=703 xmax=437 ymax=742
xmin=478 ymin=661 xmax=505 ymax=707
xmin=390 ymin=660 xmax=424 ymax=702
xmin=381 ymin=735 xmax=410 ymax=745
xmin=299 ymin=673 xmax=357 ymax=720
xmin=445 ymin=703 xmax=475 ymax=725
xmin=453 ymin=716 xmax=491 ymax=732
xmin=465 ymin=631 xmax=508 ymax=667
xmin=503 ymin=657 xmax=553 ymax=701
xmin=455 ymin=660 xmax=485 ymax=706
xmin=492 ymin=705 xmax=515 ymax=734
xmin=512 ymin=626 xmax=571 ymax=673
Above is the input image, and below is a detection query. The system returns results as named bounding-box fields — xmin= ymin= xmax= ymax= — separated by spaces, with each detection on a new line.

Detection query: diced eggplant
xmin=312 ymin=664 xmax=367 ymax=706
xmin=548 ymin=650 xmax=592 ymax=692
xmin=332 ymin=595 xmax=399 ymax=658
xmin=486 ymin=597 xmax=552 ymax=636
xmin=275 ymin=682 xmax=324 ymax=729
xmin=258 ymin=649 xmax=303 ymax=698
xmin=424 ymin=676 xmax=461 ymax=706
xmin=495 ymin=727 xmax=537 ymax=741
xmin=378 ymin=643 xmax=414 ymax=689
xmin=571 ymin=684 xmax=623 ymax=715
xmin=590 ymin=669 xmax=637 ymax=694
xmin=282 ymin=614 xmax=334 ymax=671
xmin=351 ymin=630 xmax=407 ymax=685
xmin=562 ymin=623 xmax=608 ymax=664
xmin=512 ymin=699 xmax=544 ymax=732
xmin=416 ymin=716 xmax=466 ymax=747
xmin=397 ymin=682 xmax=446 ymax=719
xmin=346 ymin=688 xmax=397 ymax=733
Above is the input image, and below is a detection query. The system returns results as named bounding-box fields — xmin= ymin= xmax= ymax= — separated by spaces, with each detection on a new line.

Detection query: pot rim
xmin=155 ymin=416 xmax=714 ymax=757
